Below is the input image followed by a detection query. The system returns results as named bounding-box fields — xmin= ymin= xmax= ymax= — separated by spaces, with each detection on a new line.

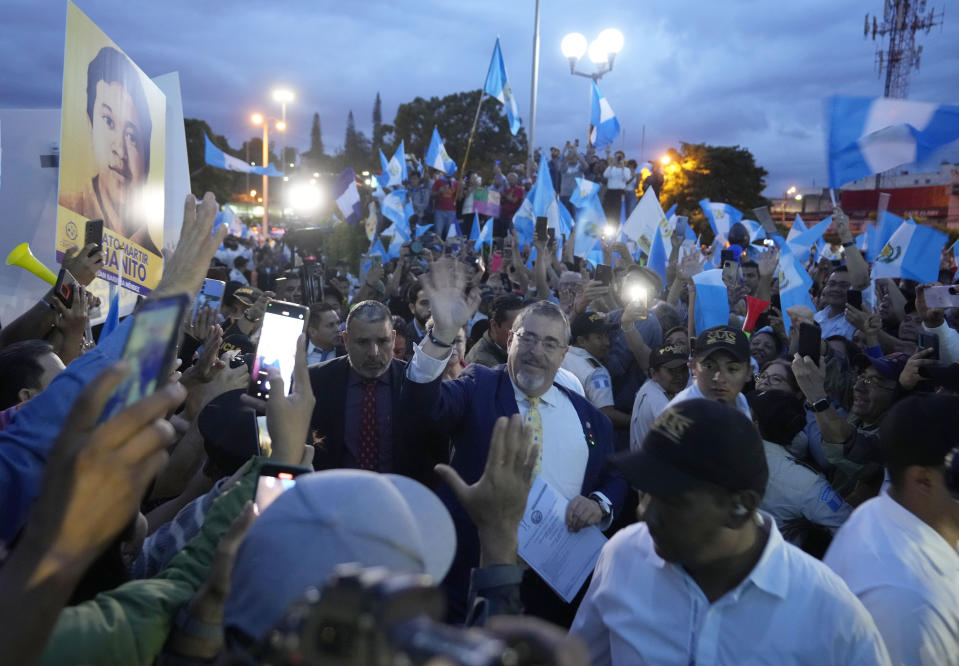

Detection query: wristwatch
xmin=589 ymin=493 xmax=612 ymax=520
xmin=806 ymin=397 xmax=831 ymax=412
xmin=427 ymin=329 xmax=452 ymax=348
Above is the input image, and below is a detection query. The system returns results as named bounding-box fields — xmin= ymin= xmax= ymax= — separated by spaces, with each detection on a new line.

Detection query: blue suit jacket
xmin=404 ymin=362 xmax=627 ymax=619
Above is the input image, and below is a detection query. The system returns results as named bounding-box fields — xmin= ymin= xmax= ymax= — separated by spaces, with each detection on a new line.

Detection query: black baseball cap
xmin=650 ymin=345 xmax=688 ymax=369
xmin=571 ymin=312 xmax=615 ymax=341
xmin=693 ymin=326 xmax=750 ymax=362
xmin=613 ymin=399 xmax=768 ymax=498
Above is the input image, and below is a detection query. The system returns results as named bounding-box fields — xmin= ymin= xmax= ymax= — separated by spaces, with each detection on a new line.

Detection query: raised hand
xmin=833 ymin=207 xmax=852 ymax=243
xmin=152 ymin=193 xmax=229 ymax=300
xmin=899 ymin=347 xmax=938 ymax=391
xmin=916 ymin=283 xmax=946 ymax=328
xmin=61 ymin=243 xmax=104 ymax=287
xmin=678 ymin=247 xmax=705 ymax=282
xmin=419 ymin=257 xmax=481 ymax=343
xmin=757 ymin=246 xmax=780 ymax=278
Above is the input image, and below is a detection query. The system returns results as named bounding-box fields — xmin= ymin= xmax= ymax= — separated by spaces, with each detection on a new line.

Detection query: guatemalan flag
xmin=425 ymin=127 xmax=457 ymax=176
xmin=699 ymin=199 xmax=743 ymax=239
xmin=332 ymin=168 xmax=362 ymax=225
xmin=691 ymin=270 xmax=729 ymax=335
xmin=589 ymin=82 xmax=620 ymax=149
xmin=512 ymin=152 xmax=560 ymax=244
xmin=570 ymin=177 xmax=601 ymax=209
xmin=204 ymin=134 xmax=282 ymax=176
xmin=378 ymin=141 xmax=408 ymax=188
xmin=827 ymin=96 xmax=959 ymax=188
xmin=484 ymin=38 xmax=522 ymax=135
xmin=382 ymin=190 xmax=410 ymax=234
xmin=777 ymin=244 xmax=816 ymax=331
xmin=871 ymin=219 xmax=948 ymax=284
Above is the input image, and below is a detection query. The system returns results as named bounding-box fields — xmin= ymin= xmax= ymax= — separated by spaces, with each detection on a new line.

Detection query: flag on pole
xmin=204 ymin=134 xmax=283 ymax=176
xmin=332 ymin=168 xmax=362 ymax=225
xmin=512 ymin=152 xmax=560 ymax=242
xmin=622 ymin=187 xmax=668 ymax=255
xmin=573 ymin=199 xmax=605 ymax=258
xmin=570 ymin=177 xmax=601 ymax=209
xmin=445 ymin=217 xmax=464 ymax=240
xmin=381 ymin=190 xmax=411 ymax=231
xmin=788 ymin=216 xmax=833 ymax=257
xmin=871 ymin=220 xmax=948 ymax=284
xmin=692 ymin=270 xmax=730 ymax=334
xmin=777 ymin=244 xmax=816 ymax=331
xmin=699 ymin=199 xmax=743 ymax=239
xmin=826 ymin=95 xmax=959 ymax=188
xmin=472 ymin=189 xmax=501 ymax=217
xmin=484 ymin=38 xmax=521 ymax=135
xmin=477 ymin=218 xmax=493 ymax=247
xmin=867 ymin=210 xmax=905 ymax=262
xmin=425 ymin=127 xmax=457 ymax=176
xmin=378 ymin=141 xmax=408 ymax=188
xmin=648 ymin=227 xmax=668 ymax=288
xmin=589 ymin=81 xmax=620 ymax=149
xmin=415 ymin=223 xmax=433 ymax=237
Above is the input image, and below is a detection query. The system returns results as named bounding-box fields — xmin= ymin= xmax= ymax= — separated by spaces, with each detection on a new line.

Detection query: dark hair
xmin=0 ymin=340 xmax=55 ymax=409
xmin=406 ymin=282 xmax=425 ymax=305
xmin=346 ymin=300 xmax=392 ymax=330
xmin=759 ymin=358 xmax=799 ymax=394
xmin=308 ymin=302 xmax=338 ymax=328
xmin=741 ymin=260 xmax=759 ymax=273
xmin=86 ymin=47 xmax=152 ymax=169
xmin=233 ymin=256 xmax=248 ymax=268
xmin=748 ymin=390 xmax=807 ymax=446
xmin=491 ymin=294 xmax=526 ymax=325
xmin=391 ymin=315 xmax=407 ymax=333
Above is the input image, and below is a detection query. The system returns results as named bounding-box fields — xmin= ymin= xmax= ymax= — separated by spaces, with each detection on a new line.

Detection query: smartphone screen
xmin=595 ymin=263 xmax=612 ymax=286
xmin=250 ymin=300 xmax=307 ymax=399
xmin=720 ymin=249 xmax=735 ymax=264
xmin=254 ymin=463 xmax=309 ymax=513
xmin=54 ymin=268 xmax=79 ymax=307
xmin=85 ymin=219 xmax=104 ymax=255
xmin=535 ymin=217 xmax=548 ymax=241
xmin=101 ymin=294 xmax=189 ymax=421
xmin=923 ymin=285 xmax=959 ymax=310
xmin=798 ymin=322 xmax=822 ymax=366
xmin=722 ymin=260 xmax=741 ymax=286
xmin=846 ymin=289 xmax=863 ymax=310
xmin=917 ymin=332 xmax=940 ymax=361
xmin=193 ymin=278 xmax=225 ymax=323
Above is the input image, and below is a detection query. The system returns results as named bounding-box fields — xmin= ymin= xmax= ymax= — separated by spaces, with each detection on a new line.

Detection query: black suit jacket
xmin=307 ymin=356 xmax=444 ymax=483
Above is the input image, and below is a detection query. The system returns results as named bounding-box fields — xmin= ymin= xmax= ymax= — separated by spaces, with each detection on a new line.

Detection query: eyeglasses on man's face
xmin=514 ymin=330 xmax=565 ymax=354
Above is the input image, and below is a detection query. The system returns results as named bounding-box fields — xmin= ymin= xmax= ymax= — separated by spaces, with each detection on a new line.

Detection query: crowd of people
xmin=1 ymin=158 xmax=958 ymax=665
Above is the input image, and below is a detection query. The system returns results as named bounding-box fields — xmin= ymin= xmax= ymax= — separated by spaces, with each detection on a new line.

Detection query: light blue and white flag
xmin=867 ymin=210 xmax=905 ymax=262
xmin=332 ymin=168 xmax=362 ymax=225
xmin=477 ymin=218 xmax=493 ymax=247
xmin=871 ymin=219 xmax=948 ymax=284
xmin=484 ymin=38 xmax=522 ymax=135
xmin=589 ymin=81 xmax=620 ymax=149
xmin=368 ymin=236 xmax=387 ymax=259
xmin=573 ymin=199 xmax=605 ymax=258
xmin=513 ymin=153 xmax=560 ymax=241
xmin=204 ymin=134 xmax=283 ymax=176
xmin=425 ymin=127 xmax=457 ymax=176
xmin=469 ymin=213 xmax=481 ymax=242
xmin=445 ymin=217 xmax=464 ymax=240
xmin=557 ymin=199 xmax=574 ymax=237
xmin=788 ymin=215 xmax=833 ymax=259
xmin=699 ymin=199 xmax=743 ymax=239
xmin=570 ymin=177 xmax=601 ymax=209
xmin=381 ymin=190 xmax=410 ymax=231
xmin=648 ymin=227 xmax=668 ymax=289
xmin=777 ymin=244 xmax=816 ymax=331
xmin=378 ymin=141 xmax=409 ymax=188
xmin=415 ymin=223 xmax=433 ymax=237
xmin=692 ymin=269 xmax=729 ymax=334
xmin=623 ymin=187 xmax=669 ymax=255
xmin=386 ymin=232 xmax=404 ymax=260
xmin=827 ymin=96 xmax=959 ymax=188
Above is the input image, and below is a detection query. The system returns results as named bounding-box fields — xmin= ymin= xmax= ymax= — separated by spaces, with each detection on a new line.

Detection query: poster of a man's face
xmin=57 ymin=2 xmax=165 ymax=295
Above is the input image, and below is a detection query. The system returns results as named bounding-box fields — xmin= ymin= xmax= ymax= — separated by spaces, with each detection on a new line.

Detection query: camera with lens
xmin=251 ymin=564 xmax=525 ymax=666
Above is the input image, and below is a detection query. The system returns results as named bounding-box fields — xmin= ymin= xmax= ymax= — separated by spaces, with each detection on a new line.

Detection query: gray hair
xmin=345 ymin=300 xmax=392 ymax=331
xmin=512 ymin=300 xmax=571 ymax=345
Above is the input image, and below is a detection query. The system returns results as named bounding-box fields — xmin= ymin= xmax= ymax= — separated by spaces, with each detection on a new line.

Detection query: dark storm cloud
xmin=1 ymin=0 xmax=955 ymax=197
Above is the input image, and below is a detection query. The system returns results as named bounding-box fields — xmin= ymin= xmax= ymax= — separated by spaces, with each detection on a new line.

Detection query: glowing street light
xmin=250 ymin=97 xmax=291 ymax=228
xmin=660 ymin=154 xmax=671 ymax=166
xmin=287 ymin=182 xmax=323 ymax=214
xmin=562 ymin=28 xmax=623 ymax=79
xmin=782 ymin=185 xmax=798 ymax=222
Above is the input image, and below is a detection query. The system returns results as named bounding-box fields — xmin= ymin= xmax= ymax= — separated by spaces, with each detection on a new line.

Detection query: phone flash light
xmin=763 ymin=239 xmax=775 ymax=247
xmin=278 ymin=473 xmax=293 ymax=480
xmin=603 ymin=225 xmax=615 ymax=238
xmin=629 ymin=285 xmax=647 ymax=304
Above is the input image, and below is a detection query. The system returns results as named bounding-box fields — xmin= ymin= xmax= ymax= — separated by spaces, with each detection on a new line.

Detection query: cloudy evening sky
xmin=1 ymin=0 xmax=956 ymax=196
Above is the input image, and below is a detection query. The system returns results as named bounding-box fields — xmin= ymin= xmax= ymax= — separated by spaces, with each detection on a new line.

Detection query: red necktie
xmin=358 ymin=379 xmax=379 ymax=471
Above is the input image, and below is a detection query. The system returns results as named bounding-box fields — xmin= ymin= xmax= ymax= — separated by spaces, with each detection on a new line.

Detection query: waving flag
xmin=378 ymin=141 xmax=408 ymax=188
xmin=513 ymin=152 xmax=560 ymax=241
xmin=692 ymin=270 xmax=729 ymax=334
xmin=699 ymin=199 xmax=743 ymax=239
xmin=415 ymin=223 xmax=433 ymax=237
xmin=570 ymin=177 xmax=601 ymax=209
xmin=557 ymin=199 xmax=574 ymax=237
xmin=777 ymin=244 xmax=816 ymax=330
xmin=788 ymin=215 xmax=833 ymax=260
xmin=363 ymin=203 xmax=378 ymax=241
xmin=476 ymin=218 xmax=493 ymax=247
xmin=573 ymin=198 xmax=605 ymax=258
xmin=445 ymin=217 xmax=464 ymax=240
xmin=382 ymin=190 xmax=411 ymax=234
xmin=472 ymin=188 xmax=501 ymax=217
xmin=623 ymin=187 xmax=668 ymax=255
xmin=867 ymin=210 xmax=905 ymax=262
xmin=425 ymin=127 xmax=457 ymax=176
xmin=648 ymin=227 xmax=668 ymax=289
xmin=469 ymin=213 xmax=481 ymax=242
xmin=589 ymin=82 xmax=620 ymax=149
xmin=368 ymin=235 xmax=387 ymax=259
xmin=484 ymin=38 xmax=521 ymax=135
xmin=332 ymin=168 xmax=362 ymax=225
xmin=827 ymin=96 xmax=959 ymax=188
xmin=386 ymin=232 xmax=404 ymax=260
xmin=871 ymin=219 xmax=947 ymax=284
xmin=205 ymin=135 xmax=282 ymax=176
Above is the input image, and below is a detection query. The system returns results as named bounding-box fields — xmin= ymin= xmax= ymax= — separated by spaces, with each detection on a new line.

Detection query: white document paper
xmin=517 ymin=477 xmax=608 ymax=602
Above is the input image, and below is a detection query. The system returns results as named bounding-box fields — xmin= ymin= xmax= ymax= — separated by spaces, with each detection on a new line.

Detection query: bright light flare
xmin=561 ymin=32 xmax=588 ymax=59
xmin=287 ymin=183 xmax=322 ymax=213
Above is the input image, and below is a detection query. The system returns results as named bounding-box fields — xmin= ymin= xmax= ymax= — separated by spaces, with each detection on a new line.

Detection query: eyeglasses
xmin=755 ymin=372 xmax=787 ymax=385
xmin=514 ymin=330 xmax=565 ymax=353
xmin=856 ymin=375 xmax=896 ymax=391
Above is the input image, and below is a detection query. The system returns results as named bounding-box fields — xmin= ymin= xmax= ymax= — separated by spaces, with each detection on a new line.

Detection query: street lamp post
xmin=782 ymin=185 xmax=797 ymax=223
xmin=561 ymin=29 xmax=624 ymax=143
xmin=250 ymin=89 xmax=294 ymax=230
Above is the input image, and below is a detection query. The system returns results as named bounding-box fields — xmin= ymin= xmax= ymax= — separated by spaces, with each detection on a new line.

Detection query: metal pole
xmin=528 ymin=0 xmax=541 ymax=167
xmin=262 ymin=124 xmax=269 ymax=229
xmin=461 ymin=93 xmax=486 ymax=177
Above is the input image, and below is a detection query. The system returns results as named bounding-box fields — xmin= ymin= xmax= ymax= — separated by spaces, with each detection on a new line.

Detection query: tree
xmin=372 ymin=92 xmax=383 ymax=155
xmin=301 ymin=112 xmax=327 ymax=170
xmin=337 ymin=110 xmax=373 ymax=172
xmin=184 ymin=118 xmax=244 ymax=204
xmin=390 ymin=89 xmax=527 ymax=181
xmin=659 ymin=142 xmax=769 ymax=241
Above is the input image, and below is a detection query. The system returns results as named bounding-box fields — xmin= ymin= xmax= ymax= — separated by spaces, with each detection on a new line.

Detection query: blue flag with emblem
xmin=425 ymin=127 xmax=457 ymax=176
xmin=871 ymin=219 xmax=947 ymax=284
xmin=573 ymin=198 xmax=605 ymax=258
xmin=570 ymin=177 xmax=601 ymax=209
xmin=382 ymin=190 xmax=409 ymax=230
xmin=699 ymin=199 xmax=743 ymax=239
xmin=378 ymin=141 xmax=408 ymax=188
xmin=692 ymin=269 xmax=729 ymax=334
xmin=826 ymin=95 xmax=959 ymax=188
xmin=589 ymin=81 xmax=620 ymax=149
xmin=484 ymin=39 xmax=522 ymax=135
xmin=777 ymin=243 xmax=816 ymax=331
xmin=867 ymin=210 xmax=905 ymax=262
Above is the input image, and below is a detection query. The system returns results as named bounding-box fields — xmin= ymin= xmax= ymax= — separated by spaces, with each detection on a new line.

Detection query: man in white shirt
xmin=825 ymin=394 xmax=959 ymax=665
xmin=571 ymin=399 xmax=891 ymax=665
xmin=667 ymin=325 xmax=752 ymax=418
xmin=562 ymin=312 xmax=630 ymax=430
xmin=629 ymin=345 xmax=690 ymax=451
xmin=814 ymin=267 xmax=858 ymax=339
xmin=305 ymin=302 xmax=342 ymax=366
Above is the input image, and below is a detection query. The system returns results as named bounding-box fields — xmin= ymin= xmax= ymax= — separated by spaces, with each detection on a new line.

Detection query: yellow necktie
xmin=525 ymin=396 xmax=543 ymax=477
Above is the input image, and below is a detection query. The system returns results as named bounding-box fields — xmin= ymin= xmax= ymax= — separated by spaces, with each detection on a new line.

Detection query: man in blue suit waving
xmin=405 ymin=258 xmax=627 ymax=625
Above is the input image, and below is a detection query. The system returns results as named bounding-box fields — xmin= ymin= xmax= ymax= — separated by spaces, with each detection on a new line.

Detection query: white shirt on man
xmin=814 ymin=307 xmax=857 ymax=340
xmin=603 ymin=166 xmax=630 ymax=191
xmin=824 ymin=490 xmax=959 ymax=665
xmin=561 ymin=346 xmax=614 ymax=409
xmin=666 ymin=381 xmax=752 ymax=419
xmin=570 ymin=514 xmax=890 ymax=666
xmin=629 ymin=378 xmax=672 ymax=452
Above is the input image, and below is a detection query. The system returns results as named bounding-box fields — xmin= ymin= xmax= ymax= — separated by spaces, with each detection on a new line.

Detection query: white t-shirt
xmin=603 ymin=166 xmax=630 ymax=191
xmin=665 ymin=381 xmax=752 ymax=419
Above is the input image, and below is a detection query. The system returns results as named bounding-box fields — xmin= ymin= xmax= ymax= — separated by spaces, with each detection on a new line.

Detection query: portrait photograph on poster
xmin=56 ymin=1 xmax=165 ymax=294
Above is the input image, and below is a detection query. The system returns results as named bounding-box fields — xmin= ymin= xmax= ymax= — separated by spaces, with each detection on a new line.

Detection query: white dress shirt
xmin=571 ymin=515 xmax=891 ymax=666
xmin=561 ymin=346 xmax=614 ymax=409
xmin=306 ymin=343 xmax=338 ymax=367
xmin=824 ymin=491 xmax=959 ymax=666
xmin=666 ymin=381 xmax=752 ymax=419
xmin=814 ymin=307 xmax=858 ymax=340
xmin=629 ymin=378 xmax=672 ymax=452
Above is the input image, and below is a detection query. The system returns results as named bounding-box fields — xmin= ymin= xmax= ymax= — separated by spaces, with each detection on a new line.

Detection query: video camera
xmin=250 ymin=564 xmax=528 ymax=666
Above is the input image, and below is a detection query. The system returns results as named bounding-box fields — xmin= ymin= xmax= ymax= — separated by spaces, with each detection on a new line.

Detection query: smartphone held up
xmin=249 ymin=300 xmax=308 ymax=401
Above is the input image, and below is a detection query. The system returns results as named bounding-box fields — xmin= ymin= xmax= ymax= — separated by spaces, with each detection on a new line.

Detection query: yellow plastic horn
xmin=5 ymin=243 xmax=58 ymax=286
